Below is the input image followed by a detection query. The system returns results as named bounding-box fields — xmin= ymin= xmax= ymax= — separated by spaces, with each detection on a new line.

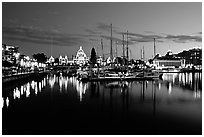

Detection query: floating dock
xmin=2 ymin=72 xmax=48 ymax=84
xmin=80 ymin=76 xmax=159 ymax=82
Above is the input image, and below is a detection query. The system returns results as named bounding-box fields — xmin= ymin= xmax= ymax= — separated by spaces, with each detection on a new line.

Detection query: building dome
xmin=74 ymin=46 xmax=89 ymax=65
xmin=76 ymin=46 xmax=87 ymax=58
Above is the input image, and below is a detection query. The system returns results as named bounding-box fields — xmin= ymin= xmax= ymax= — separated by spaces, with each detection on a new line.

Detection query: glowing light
xmin=13 ymin=89 xmax=16 ymax=99
xmin=41 ymin=80 xmax=44 ymax=88
xmin=83 ymin=84 xmax=87 ymax=94
xmin=79 ymin=82 xmax=83 ymax=102
xmin=14 ymin=87 xmax=20 ymax=99
xmin=49 ymin=75 xmax=55 ymax=89
xmin=31 ymin=81 xmax=35 ymax=89
xmin=44 ymin=78 xmax=46 ymax=87
xmin=39 ymin=82 xmax=42 ymax=92
xmin=65 ymin=77 xmax=68 ymax=90
xmin=20 ymin=59 xmax=24 ymax=66
xmin=26 ymin=83 xmax=30 ymax=97
xmin=168 ymin=83 xmax=172 ymax=94
xmin=35 ymin=83 xmax=38 ymax=95
xmin=158 ymin=83 xmax=161 ymax=90
xmin=21 ymin=85 xmax=24 ymax=95
xmin=6 ymin=97 xmax=9 ymax=108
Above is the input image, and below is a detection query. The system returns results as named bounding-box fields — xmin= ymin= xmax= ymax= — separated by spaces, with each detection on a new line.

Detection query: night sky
xmin=2 ymin=2 xmax=202 ymax=60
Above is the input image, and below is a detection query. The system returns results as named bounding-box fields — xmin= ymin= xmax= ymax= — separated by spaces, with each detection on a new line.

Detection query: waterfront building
xmin=106 ymin=57 xmax=112 ymax=65
xmin=176 ymin=47 xmax=202 ymax=66
xmin=59 ymin=55 xmax=69 ymax=65
xmin=97 ymin=56 xmax=103 ymax=66
xmin=2 ymin=44 xmax=20 ymax=64
xmin=153 ymin=50 xmax=185 ymax=69
xmin=47 ymin=46 xmax=89 ymax=66
xmin=73 ymin=46 xmax=89 ymax=65
xmin=48 ymin=56 xmax=55 ymax=64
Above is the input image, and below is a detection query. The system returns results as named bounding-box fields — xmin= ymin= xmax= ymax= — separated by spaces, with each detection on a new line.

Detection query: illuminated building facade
xmin=2 ymin=44 xmax=20 ymax=64
xmin=73 ymin=46 xmax=89 ymax=65
xmin=153 ymin=50 xmax=185 ymax=69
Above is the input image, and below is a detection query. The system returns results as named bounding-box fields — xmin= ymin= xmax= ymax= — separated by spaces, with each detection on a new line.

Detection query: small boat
xmin=79 ymin=69 xmax=162 ymax=82
xmin=105 ymin=81 xmax=128 ymax=88
xmin=136 ymin=70 xmax=163 ymax=79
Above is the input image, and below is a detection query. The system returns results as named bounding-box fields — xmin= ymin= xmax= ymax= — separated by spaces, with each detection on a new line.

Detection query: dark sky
xmin=2 ymin=2 xmax=202 ymax=59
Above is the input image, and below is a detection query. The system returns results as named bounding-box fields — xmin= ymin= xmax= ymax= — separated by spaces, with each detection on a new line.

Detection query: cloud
xmin=165 ymin=34 xmax=202 ymax=42
xmin=117 ymin=31 xmax=164 ymax=43
xmin=2 ymin=25 xmax=92 ymax=46
xmin=117 ymin=31 xmax=202 ymax=43
xmin=89 ymin=38 xmax=99 ymax=42
xmin=4 ymin=24 xmax=200 ymax=48
xmin=96 ymin=22 xmax=118 ymax=33
xmin=85 ymin=29 xmax=102 ymax=35
xmin=144 ymin=31 xmax=155 ymax=34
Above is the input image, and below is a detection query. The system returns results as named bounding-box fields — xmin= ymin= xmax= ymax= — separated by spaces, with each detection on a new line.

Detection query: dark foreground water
xmin=2 ymin=72 xmax=202 ymax=135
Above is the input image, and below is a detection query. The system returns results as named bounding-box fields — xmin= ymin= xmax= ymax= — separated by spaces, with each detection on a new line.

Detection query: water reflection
xmin=163 ymin=72 xmax=202 ymax=92
xmin=75 ymin=79 xmax=88 ymax=102
xmin=35 ymin=81 xmax=38 ymax=95
xmin=13 ymin=87 xmax=20 ymax=99
xmin=49 ymin=75 xmax=56 ymax=89
xmin=3 ymin=97 xmax=10 ymax=108
xmin=2 ymin=73 xmax=202 ymax=135
xmin=26 ymin=83 xmax=30 ymax=97
xmin=194 ymin=91 xmax=201 ymax=99
xmin=3 ymin=76 xmax=50 ymax=108
xmin=3 ymin=73 xmax=202 ymax=113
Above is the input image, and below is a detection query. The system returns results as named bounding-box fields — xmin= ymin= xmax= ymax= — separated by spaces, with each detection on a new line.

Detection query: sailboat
xmin=80 ymin=25 xmax=162 ymax=82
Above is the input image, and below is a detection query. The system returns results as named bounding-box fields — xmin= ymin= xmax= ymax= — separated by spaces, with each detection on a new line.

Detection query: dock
xmin=80 ymin=76 xmax=157 ymax=82
xmin=2 ymin=71 xmax=48 ymax=84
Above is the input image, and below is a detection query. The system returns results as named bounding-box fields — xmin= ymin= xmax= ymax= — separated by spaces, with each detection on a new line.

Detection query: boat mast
xmin=153 ymin=38 xmax=156 ymax=57
xmin=110 ymin=23 xmax=113 ymax=66
xmin=122 ymin=34 xmax=125 ymax=58
xmin=126 ymin=31 xmax=129 ymax=72
xmin=116 ymin=41 xmax=118 ymax=66
xmin=122 ymin=34 xmax=125 ymax=66
xmin=141 ymin=48 xmax=143 ymax=60
xmin=143 ymin=46 xmax=145 ymax=61
xmin=101 ymin=39 xmax=104 ymax=62
xmin=126 ymin=30 xmax=129 ymax=61
xmin=115 ymin=41 xmax=118 ymax=58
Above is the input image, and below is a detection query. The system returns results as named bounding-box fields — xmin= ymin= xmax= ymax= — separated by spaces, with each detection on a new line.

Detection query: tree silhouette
xmin=90 ymin=48 xmax=97 ymax=66
xmin=33 ymin=53 xmax=47 ymax=63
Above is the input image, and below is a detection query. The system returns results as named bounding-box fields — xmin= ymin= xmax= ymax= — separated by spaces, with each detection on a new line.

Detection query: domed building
xmin=73 ymin=46 xmax=89 ymax=65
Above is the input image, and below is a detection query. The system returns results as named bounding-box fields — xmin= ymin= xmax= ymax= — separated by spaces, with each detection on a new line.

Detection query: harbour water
xmin=2 ymin=72 xmax=202 ymax=135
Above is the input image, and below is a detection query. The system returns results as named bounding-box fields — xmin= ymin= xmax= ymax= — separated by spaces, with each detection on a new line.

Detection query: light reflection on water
xmin=3 ymin=73 xmax=202 ymax=119
xmin=2 ymin=72 xmax=202 ymax=134
xmin=4 ymin=78 xmax=47 ymax=108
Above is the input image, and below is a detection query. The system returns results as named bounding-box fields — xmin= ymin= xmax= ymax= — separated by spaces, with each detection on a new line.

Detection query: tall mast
xmin=154 ymin=38 xmax=156 ymax=57
xmin=110 ymin=23 xmax=113 ymax=65
xmin=126 ymin=30 xmax=129 ymax=61
xmin=122 ymin=34 xmax=125 ymax=58
xmin=116 ymin=41 xmax=118 ymax=66
xmin=101 ymin=39 xmax=104 ymax=61
xmin=141 ymin=48 xmax=143 ymax=60
xmin=143 ymin=46 xmax=145 ymax=61
xmin=115 ymin=41 xmax=118 ymax=57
